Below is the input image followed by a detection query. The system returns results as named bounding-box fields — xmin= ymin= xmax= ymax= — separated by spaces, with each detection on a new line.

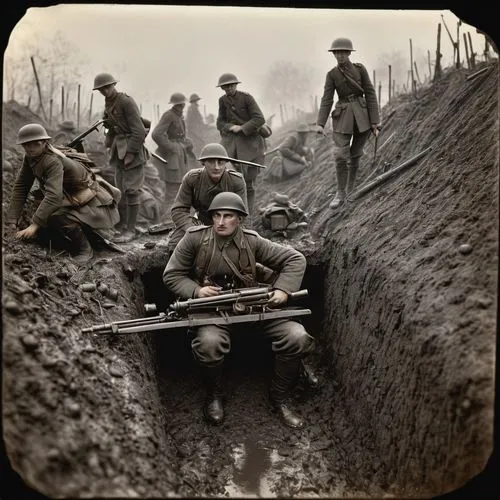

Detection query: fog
xmin=4 ymin=5 xmax=490 ymax=126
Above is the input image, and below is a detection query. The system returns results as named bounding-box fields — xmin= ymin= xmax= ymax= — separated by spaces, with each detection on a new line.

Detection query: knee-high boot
xmin=59 ymin=222 xmax=94 ymax=264
xmin=269 ymin=355 xmax=305 ymax=429
xmin=347 ymin=157 xmax=360 ymax=194
xmin=202 ymin=364 xmax=224 ymax=425
xmin=329 ymin=161 xmax=348 ymax=209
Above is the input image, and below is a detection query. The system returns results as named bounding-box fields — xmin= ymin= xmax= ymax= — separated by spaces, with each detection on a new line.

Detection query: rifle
xmin=82 ymin=286 xmax=310 ymax=335
xmin=67 ymin=119 xmax=104 ymax=149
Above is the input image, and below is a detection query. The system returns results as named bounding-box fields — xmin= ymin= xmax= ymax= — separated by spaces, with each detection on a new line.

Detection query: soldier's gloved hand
xmin=268 ymin=289 xmax=288 ymax=307
xmin=314 ymin=124 xmax=325 ymax=135
xmin=196 ymin=285 xmax=222 ymax=298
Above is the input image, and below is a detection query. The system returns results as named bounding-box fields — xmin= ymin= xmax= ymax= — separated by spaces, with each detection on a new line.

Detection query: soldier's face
xmin=98 ymin=84 xmax=116 ymax=98
xmin=22 ymin=140 xmax=45 ymax=157
xmin=333 ymin=50 xmax=351 ymax=64
xmin=212 ymin=210 xmax=241 ymax=236
xmin=221 ymin=83 xmax=238 ymax=96
xmin=203 ymin=159 xmax=227 ymax=181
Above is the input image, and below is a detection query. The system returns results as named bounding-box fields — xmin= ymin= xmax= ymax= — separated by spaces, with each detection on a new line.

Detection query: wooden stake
xmin=427 ymin=50 xmax=432 ymax=79
xmin=30 ymin=56 xmax=48 ymax=121
xmin=88 ymin=93 xmax=93 ymax=125
xmin=279 ymin=103 xmax=284 ymax=126
xmin=434 ymin=23 xmax=442 ymax=81
xmin=77 ymin=84 xmax=81 ymax=130
xmin=377 ymin=82 xmax=381 ymax=111
xmin=467 ymin=32 xmax=476 ymax=68
xmin=61 ymin=86 xmax=65 ymax=120
xmin=463 ymin=33 xmax=471 ymax=69
xmin=414 ymin=61 xmax=421 ymax=84
xmin=388 ymin=65 xmax=392 ymax=102
xmin=373 ymin=70 xmax=376 ymax=90
xmin=456 ymin=20 xmax=461 ymax=68
xmin=49 ymin=99 xmax=53 ymax=125
xmin=409 ymin=39 xmax=416 ymax=96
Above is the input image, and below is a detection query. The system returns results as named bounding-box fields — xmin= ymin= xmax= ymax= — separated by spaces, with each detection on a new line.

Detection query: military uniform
xmin=186 ymin=102 xmax=207 ymax=158
xmin=276 ymin=131 xmax=314 ymax=180
xmin=168 ymin=168 xmax=247 ymax=249
xmin=152 ymin=108 xmax=194 ymax=211
xmin=6 ymin=147 xmax=120 ymax=257
xmin=317 ymin=57 xmax=380 ymax=206
xmin=216 ymin=90 xmax=266 ymax=214
xmin=163 ymin=224 xmax=315 ymax=366
xmin=103 ymin=91 xmax=148 ymax=206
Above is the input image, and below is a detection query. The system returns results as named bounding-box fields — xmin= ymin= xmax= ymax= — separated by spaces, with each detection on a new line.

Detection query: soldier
xmin=151 ymin=92 xmax=196 ymax=216
xmin=270 ymin=123 xmax=314 ymax=182
xmin=167 ymin=143 xmax=248 ymax=250
xmin=93 ymin=72 xmax=149 ymax=242
xmin=315 ymin=37 xmax=380 ymax=209
xmin=216 ymin=73 xmax=269 ymax=216
xmin=186 ymin=93 xmax=206 ymax=159
xmin=163 ymin=192 xmax=315 ymax=429
xmin=5 ymin=124 xmax=120 ymax=263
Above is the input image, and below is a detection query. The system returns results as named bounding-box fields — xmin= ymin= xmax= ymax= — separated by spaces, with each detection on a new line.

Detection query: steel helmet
xmin=169 ymin=92 xmax=187 ymax=105
xmin=216 ymin=73 xmax=241 ymax=87
xmin=16 ymin=123 xmax=51 ymax=144
xmin=328 ymin=37 xmax=355 ymax=52
xmin=295 ymin=123 xmax=310 ymax=133
xmin=198 ymin=143 xmax=231 ymax=161
xmin=93 ymin=73 xmax=118 ymax=90
xmin=189 ymin=93 xmax=201 ymax=102
xmin=207 ymin=192 xmax=248 ymax=216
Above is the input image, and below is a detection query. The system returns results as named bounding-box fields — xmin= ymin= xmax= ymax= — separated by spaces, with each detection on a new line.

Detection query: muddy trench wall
xmin=319 ymin=115 xmax=497 ymax=495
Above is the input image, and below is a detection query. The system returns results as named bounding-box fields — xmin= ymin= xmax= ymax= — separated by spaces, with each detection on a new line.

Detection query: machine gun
xmin=67 ymin=119 xmax=104 ymax=149
xmin=82 ymin=286 xmax=311 ymax=335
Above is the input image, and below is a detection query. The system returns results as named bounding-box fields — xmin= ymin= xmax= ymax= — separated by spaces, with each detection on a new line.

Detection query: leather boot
xmin=329 ymin=161 xmax=348 ymax=209
xmin=113 ymin=204 xmax=139 ymax=243
xmin=202 ymin=365 xmax=224 ymax=425
xmin=301 ymin=359 xmax=319 ymax=389
xmin=269 ymin=355 xmax=305 ymax=429
xmin=60 ymin=223 xmax=94 ymax=264
xmin=347 ymin=157 xmax=360 ymax=195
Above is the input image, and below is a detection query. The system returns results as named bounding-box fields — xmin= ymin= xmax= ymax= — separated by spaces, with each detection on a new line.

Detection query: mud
xmin=2 ymin=62 xmax=498 ymax=498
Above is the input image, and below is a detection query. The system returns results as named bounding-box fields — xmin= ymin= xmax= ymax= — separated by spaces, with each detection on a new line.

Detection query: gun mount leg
xmin=269 ymin=355 xmax=305 ymax=429
xmin=202 ymin=364 xmax=225 ymax=425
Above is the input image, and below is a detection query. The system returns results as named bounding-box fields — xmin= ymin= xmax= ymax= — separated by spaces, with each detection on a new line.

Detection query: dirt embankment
xmin=2 ymin=61 xmax=499 ymax=498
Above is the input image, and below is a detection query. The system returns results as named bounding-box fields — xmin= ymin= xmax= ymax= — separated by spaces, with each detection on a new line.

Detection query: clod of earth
xmin=2 ymin=63 xmax=498 ymax=497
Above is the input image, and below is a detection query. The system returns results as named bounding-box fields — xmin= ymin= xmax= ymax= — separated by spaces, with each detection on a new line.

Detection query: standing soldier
xmin=167 ymin=143 xmax=248 ymax=250
xmin=163 ymin=192 xmax=315 ymax=428
xmin=216 ymin=73 xmax=270 ymax=217
xmin=93 ymin=72 xmax=149 ymax=242
xmin=186 ymin=93 xmax=206 ymax=159
xmin=315 ymin=38 xmax=380 ymax=209
xmin=151 ymin=92 xmax=195 ymax=217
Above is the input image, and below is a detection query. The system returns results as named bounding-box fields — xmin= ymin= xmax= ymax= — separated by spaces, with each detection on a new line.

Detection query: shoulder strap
xmin=336 ymin=65 xmax=365 ymax=95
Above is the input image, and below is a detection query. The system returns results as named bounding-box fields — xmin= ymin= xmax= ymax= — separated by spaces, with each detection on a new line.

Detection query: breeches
xmin=191 ymin=319 xmax=316 ymax=366
xmin=115 ymin=163 xmax=145 ymax=204
xmin=332 ymin=129 xmax=371 ymax=162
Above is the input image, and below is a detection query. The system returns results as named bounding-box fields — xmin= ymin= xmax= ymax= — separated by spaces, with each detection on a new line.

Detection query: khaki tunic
xmin=6 ymin=149 xmax=119 ymax=230
xmin=163 ymin=225 xmax=306 ymax=299
xmin=186 ymin=103 xmax=207 ymax=158
xmin=103 ymin=92 xmax=148 ymax=169
xmin=316 ymin=61 xmax=380 ymax=134
xmin=217 ymin=90 xmax=266 ymax=182
xmin=152 ymin=108 xmax=193 ymax=183
xmin=168 ymin=168 xmax=247 ymax=248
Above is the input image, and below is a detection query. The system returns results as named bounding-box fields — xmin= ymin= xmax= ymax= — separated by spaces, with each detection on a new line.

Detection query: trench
xmin=138 ymin=262 xmax=357 ymax=497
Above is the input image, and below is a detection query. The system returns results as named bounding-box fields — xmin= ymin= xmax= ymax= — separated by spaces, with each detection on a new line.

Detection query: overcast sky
xmin=4 ymin=5 xmax=491 ymax=124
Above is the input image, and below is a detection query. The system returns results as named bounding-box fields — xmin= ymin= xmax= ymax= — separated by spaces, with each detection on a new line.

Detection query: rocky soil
xmin=2 ymin=60 xmax=499 ymax=498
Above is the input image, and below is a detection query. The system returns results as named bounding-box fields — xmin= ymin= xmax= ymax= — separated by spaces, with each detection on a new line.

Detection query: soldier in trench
xmin=216 ymin=72 xmax=271 ymax=218
xmin=151 ymin=92 xmax=197 ymax=219
xmin=166 ymin=142 xmax=248 ymax=251
xmin=163 ymin=192 xmax=316 ymax=429
xmin=315 ymin=37 xmax=380 ymax=209
xmin=93 ymin=72 xmax=149 ymax=243
xmin=4 ymin=123 xmax=120 ymax=264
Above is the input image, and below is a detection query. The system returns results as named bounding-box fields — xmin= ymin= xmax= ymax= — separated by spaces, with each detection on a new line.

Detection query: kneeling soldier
xmin=163 ymin=192 xmax=315 ymax=428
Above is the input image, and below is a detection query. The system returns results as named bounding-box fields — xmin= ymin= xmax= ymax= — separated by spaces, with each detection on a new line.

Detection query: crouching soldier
xmin=163 ymin=192 xmax=315 ymax=429
xmin=167 ymin=143 xmax=248 ymax=250
xmin=5 ymin=124 xmax=120 ymax=263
